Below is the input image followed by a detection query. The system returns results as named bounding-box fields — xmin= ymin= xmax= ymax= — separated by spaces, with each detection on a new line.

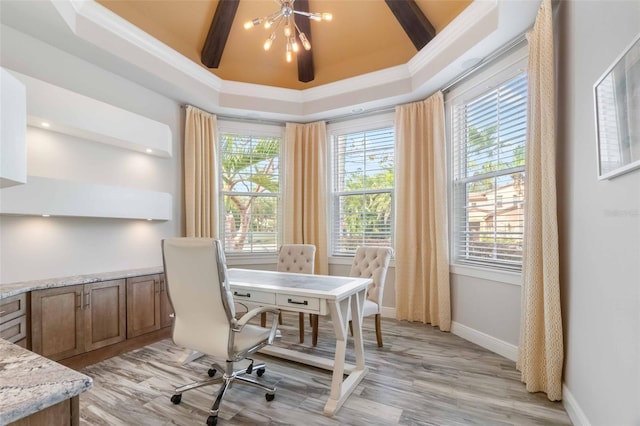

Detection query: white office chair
xmin=310 ymin=246 xmax=393 ymax=347
xmin=162 ymin=238 xmax=280 ymax=426
xmin=277 ymin=244 xmax=316 ymax=344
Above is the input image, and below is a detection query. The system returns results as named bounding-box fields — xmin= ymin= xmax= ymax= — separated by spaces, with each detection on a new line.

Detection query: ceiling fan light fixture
xmin=245 ymin=0 xmax=331 ymax=61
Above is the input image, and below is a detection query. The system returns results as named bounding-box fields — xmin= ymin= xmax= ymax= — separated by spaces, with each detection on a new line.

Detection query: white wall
xmin=0 ymin=27 xmax=183 ymax=284
xmin=450 ymin=273 xmax=520 ymax=351
xmin=557 ymin=1 xmax=640 ymax=425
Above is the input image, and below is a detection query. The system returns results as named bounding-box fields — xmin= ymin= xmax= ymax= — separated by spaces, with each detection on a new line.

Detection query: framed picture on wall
xmin=593 ymin=33 xmax=640 ymax=180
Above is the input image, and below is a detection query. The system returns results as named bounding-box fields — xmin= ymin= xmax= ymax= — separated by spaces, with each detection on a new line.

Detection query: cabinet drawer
xmin=231 ymin=288 xmax=275 ymax=305
xmin=0 ymin=315 xmax=27 ymax=343
xmin=276 ymin=294 xmax=320 ymax=312
xmin=1 ymin=293 xmax=27 ymax=323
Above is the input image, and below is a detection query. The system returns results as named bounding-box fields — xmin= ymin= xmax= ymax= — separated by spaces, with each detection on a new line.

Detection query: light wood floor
xmin=78 ymin=313 xmax=572 ymax=425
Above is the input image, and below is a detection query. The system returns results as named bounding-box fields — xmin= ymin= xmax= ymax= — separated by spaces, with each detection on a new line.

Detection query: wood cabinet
xmin=159 ymin=275 xmax=173 ymax=329
xmin=126 ymin=274 xmax=172 ymax=338
xmin=1 ymin=293 xmax=30 ymax=348
xmin=31 ymin=280 xmax=125 ymax=361
xmin=9 ymin=396 xmax=78 ymax=426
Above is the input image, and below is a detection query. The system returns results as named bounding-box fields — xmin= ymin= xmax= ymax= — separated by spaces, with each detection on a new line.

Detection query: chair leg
xmin=375 ymin=313 xmax=383 ymax=347
xmin=209 ymin=376 xmax=232 ymax=418
xmin=311 ymin=314 xmax=318 ymax=347
xmin=298 ymin=312 xmax=305 ymax=343
xmin=278 ymin=311 xmax=283 ymax=325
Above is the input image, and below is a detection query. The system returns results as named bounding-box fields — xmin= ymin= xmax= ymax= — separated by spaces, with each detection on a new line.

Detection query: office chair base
xmin=171 ymin=360 xmax=276 ymax=425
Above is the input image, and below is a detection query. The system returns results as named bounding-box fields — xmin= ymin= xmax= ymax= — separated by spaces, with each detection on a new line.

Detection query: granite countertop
xmin=0 ymin=266 xmax=164 ymax=299
xmin=0 ymin=339 xmax=93 ymax=424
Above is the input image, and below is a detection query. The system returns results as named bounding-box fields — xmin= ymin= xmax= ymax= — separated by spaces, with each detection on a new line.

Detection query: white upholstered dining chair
xmin=310 ymin=246 xmax=393 ymax=347
xmin=162 ymin=238 xmax=280 ymax=426
xmin=276 ymin=244 xmax=316 ymax=344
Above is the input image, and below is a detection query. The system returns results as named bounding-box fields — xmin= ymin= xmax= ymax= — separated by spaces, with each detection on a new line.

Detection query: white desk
xmin=228 ymin=268 xmax=372 ymax=416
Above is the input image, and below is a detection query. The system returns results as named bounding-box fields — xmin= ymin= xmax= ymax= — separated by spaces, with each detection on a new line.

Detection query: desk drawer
xmin=276 ymin=294 xmax=320 ymax=312
xmin=232 ymin=288 xmax=275 ymax=305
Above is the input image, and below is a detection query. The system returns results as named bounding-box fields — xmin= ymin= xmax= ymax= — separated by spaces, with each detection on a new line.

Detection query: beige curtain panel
xmin=184 ymin=105 xmax=219 ymax=238
xmin=517 ymin=0 xmax=564 ymax=402
xmin=394 ymin=92 xmax=451 ymax=331
xmin=283 ymin=122 xmax=329 ymax=275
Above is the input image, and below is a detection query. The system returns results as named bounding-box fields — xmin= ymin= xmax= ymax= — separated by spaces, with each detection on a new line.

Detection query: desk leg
xmin=323 ymin=288 xmax=368 ymax=416
xmin=350 ymin=287 xmax=366 ymax=370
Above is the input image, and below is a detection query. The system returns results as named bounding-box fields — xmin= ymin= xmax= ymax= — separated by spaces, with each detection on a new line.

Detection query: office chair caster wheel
xmin=206 ymin=415 xmax=218 ymax=426
xmin=207 ymin=368 xmax=216 ymax=377
xmin=256 ymin=367 xmax=265 ymax=377
xmin=170 ymin=394 xmax=182 ymax=405
xmin=265 ymin=393 xmax=275 ymax=402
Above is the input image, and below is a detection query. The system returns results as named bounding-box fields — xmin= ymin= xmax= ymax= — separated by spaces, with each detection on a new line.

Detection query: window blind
xmin=452 ymin=73 xmax=528 ymax=271
xmin=332 ymin=126 xmax=394 ymax=255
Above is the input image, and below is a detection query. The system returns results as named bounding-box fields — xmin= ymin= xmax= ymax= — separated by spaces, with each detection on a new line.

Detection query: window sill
xmin=449 ymin=264 xmax=521 ymax=286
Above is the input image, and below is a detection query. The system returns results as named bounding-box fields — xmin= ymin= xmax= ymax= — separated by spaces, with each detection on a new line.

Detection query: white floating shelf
xmin=0 ymin=176 xmax=172 ymax=221
xmin=9 ymin=70 xmax=172 ymax=158
xmin=0 ymin=68 xmax=27 ymax=188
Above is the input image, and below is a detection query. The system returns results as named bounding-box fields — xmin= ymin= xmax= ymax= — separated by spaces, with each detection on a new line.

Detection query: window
xmin=450 ymin=59 xmax=528 ymax=272
xmin=219 ymin=123 xmax=281 ymax=254
xmin=330 ymin=116 xmax=395 ymax=255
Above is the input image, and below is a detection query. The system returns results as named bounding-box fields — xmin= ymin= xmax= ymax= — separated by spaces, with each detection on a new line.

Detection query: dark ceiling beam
xmin=384 ymin=0 xmax=435 ymax=51
xmin=295 ymin=0 xmax=315 ymax=83
xmin=201 ymin=0 xmax=240 ymax=69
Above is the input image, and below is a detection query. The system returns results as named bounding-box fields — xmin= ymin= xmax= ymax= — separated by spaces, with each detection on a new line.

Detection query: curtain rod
xmin=442 ymin=33 xmax=528 ymax=93
xmin=181 ymin=104 xmax=286 ymax=127
xmin=182 ymin=32 xmax=528 ymax=125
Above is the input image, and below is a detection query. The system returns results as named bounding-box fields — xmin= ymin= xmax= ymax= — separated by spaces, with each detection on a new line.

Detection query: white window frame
xmin=327 ymin=113 xmax=395 ymax=258
xmin=446 ymin=46 xmax=528 ymax=283
xmin=217 ymin=120 xmax=284 ymax=260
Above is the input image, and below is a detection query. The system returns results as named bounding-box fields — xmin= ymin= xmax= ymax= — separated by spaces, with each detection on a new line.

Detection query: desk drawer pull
xmin=287 ymin=298 xmax=308 ymax=306
xmin=234 ymin=291 xmax=251 ymax=298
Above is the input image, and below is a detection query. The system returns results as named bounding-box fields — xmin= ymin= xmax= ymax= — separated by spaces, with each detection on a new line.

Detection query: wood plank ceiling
xmin=97 ymin=0 xmax=471 ymax=90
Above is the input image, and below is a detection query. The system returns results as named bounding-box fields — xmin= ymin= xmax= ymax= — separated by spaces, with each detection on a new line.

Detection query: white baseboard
xmin=382 ymin=314 xmax=588 ymax=424
xmin=562 ymin=384 xmax=591 ymax=426
xmin=381 ymin=312 xmax=517 ymax=361
xmin=450 ymin=321 xmax=519 ymax=362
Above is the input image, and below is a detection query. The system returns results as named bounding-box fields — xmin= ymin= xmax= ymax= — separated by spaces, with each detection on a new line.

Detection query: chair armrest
xmin=233 ymin=305 xmax=280 ymax=344
xmin=234 ymin=306 xmax=279 ymax=330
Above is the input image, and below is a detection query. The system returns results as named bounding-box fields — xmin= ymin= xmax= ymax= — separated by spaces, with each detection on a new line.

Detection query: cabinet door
xmin=85 ymin=279 xmax=126 ymax=351
xmin=31 ymin=285 xmax=84 ymax=360
xmin=126 ymin=274 xmax=161 ymax=338
xmin=159 ymin=274 xmax=174 ymax=329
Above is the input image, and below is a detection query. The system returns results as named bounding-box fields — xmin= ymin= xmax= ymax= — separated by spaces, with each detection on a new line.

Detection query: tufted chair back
xmin=349 ymin=246 xmax=393 ymax=308
xmin=277 ymin=244 xmax=316 ymax=274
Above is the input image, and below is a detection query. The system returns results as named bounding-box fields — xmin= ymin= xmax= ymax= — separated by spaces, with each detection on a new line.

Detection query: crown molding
xmin=47 ymin=0 xmax=518 ymax=121
xmin=407 ymin=0 xmax=498 ymax=75
xmin=51 ymin=0 xmax=223 ymax=92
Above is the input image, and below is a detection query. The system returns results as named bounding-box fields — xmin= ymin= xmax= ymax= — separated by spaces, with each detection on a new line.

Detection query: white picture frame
xmin=593 ymin=33 xmax=640 ymax=180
